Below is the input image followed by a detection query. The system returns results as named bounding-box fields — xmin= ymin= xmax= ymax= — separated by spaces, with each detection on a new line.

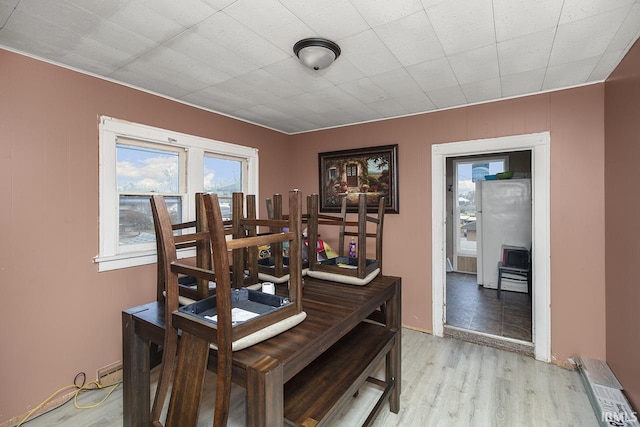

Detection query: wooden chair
xmin=154 ymin=193 xmax=223 ymax=305
xmin=258 ymin=193 xmax=316 ymax=282
xmin=149 ymin=190 xmax=305 ymax=427
xmin=307 ymin=193 xmax=385 ymax=284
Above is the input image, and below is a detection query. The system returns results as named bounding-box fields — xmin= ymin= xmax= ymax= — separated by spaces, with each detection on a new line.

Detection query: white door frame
xmin=431 ymin=132 xmax=551 ymax=362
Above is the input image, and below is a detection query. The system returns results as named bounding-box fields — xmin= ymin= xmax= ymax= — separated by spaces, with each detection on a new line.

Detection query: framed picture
xmin=318 ymin=144 xmax=399 ymax=213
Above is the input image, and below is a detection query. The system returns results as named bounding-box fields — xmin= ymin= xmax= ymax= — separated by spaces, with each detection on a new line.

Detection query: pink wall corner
xmin=605 ymin=39 xmax=640 ymax=410
xmin=548 ymin=86 xmax=607 ymax=364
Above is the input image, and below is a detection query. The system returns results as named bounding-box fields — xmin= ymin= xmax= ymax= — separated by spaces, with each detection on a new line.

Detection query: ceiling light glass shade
xmin=293 ymin=38 xmax=341 ymax=71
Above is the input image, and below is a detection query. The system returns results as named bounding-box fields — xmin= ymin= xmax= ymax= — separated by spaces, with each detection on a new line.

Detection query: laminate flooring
xmin=20 ymin=328 xmax=598 ymax=427
xmin=446 ymin=272 xmax=532 ymax=342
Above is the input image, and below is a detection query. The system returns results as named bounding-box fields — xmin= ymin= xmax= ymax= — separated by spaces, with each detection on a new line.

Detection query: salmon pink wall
xmin=605 ymin=39 xmax=640 ymax=410
xmin=289 ymin=85 xmax=607 ymax=367
xmin=0 ymin=45 xmax=610 ymax=424
xmin=0 ymin=50 xmax=290 ymax=424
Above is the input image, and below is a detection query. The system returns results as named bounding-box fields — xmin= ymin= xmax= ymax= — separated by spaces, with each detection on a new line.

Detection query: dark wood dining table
xmin=122 ymin=274 xmax=401 ymax=426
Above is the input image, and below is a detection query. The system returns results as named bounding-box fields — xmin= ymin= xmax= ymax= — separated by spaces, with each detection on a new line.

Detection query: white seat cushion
xmin=306 ymin=267 xmax=380 ymax=286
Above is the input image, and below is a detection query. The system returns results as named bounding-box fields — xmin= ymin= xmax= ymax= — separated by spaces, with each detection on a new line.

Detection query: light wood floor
xmin=22 ymin=329 xmax=598 ymax=426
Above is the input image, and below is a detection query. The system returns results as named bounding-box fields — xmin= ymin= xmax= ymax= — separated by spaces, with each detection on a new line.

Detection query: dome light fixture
xmin=293 ymin=37 xmax=341 ymax=71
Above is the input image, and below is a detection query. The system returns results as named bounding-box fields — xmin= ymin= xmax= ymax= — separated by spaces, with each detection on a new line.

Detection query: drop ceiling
xmin=1 ymin=0 xmax=639 ymax=134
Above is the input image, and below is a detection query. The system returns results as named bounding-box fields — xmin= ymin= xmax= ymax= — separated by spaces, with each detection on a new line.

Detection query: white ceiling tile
xmin=369 ymin=68 xmax=426 ymax=97
xmin=407 ymin=56 xmax=458 ymax=92
xmin=89 ymin=19 xmax=156 ymax=57
xmin=258 ymin=19 xmax=315 ymax=53
xmin=0 ymin=3 xmax=16 ymax=26
xmin=542 ymin=56 xmax=601 ymax=90
xmin=501 ymin=68 xmax=546 ymax=97
xmin=420 ymin=0 xmax=449 ymax=8
xmin=426 ymin=0 xmax=495 ymax=55
xmin=62 ymin=50 xmax=123 ymax=75
xmin=339 ymin=30 xmax=404 ymax=76
xmin=368 ymin=97 xmax=410 ymax=117
xmin=212 ymin=78 xmax=281 ymax=105
xmin=285 ymin=0 xmax=370 ymax=40
xmin=136 ymin=0 xmax=216 ymax=27
xmin=196 ymin=12 xmax=289 ymax=68
xmin=165 ymin=31 xmax=259 ymax=77
xmin=589 ymin=49 xmax=625 ymax=80
xmin=549 ymin=7 xmax=630 ymax=66
xmin=374 ymin=11 xmax=445 ymax=67
xmin=63 ymin=0 xmax=131 ymax=20
xmin=279 ymin=0 xmax=371 ymax=39
xmin=137 ymin=45 xmax=230 ymax=85
xmin=109 ymin=0 xmax=186 ymax=43
xmin=448 ymin=44 xmax=499 ymax=85
xmin=392 ymin=91 xmax=436 ymax=113
xmin=264 ymin=57 xmax=336 ymax=91
xmin=15 ymin=0 xmax=102 ymax=35
xmin=62 ymin=37 xmax=132 ymax=71
xmin=284 ymin=92 xmax=339 ymax=114
xmin=497 ymin=28 xmax=555 ymax=75
xmin=1 ymin=10 xmax=77 ymax=56
xmin=225 ymin=0 xmax=298 ymax=40
xmin=266 ymin=98 xmax=317 ymax=118
xmin=607 ymin=3 xmax=640 ymax=52
xmin=110 ymin=62 xmax=201 ymax=99
xmin=236 ymin=69 xmax=304 ymax=99
xmin=200 ymin=0 xmax=236 ymax=10
xmin=460 ymin=78 xmax=502 ymax=103
xmin=493 ymin=0 xmax=562 ymax=42
xmin=338 ymin=77 xmax=388 ymax=104
xmin=181 ymin=86 xmax=254 ymax=113
xmin=318 ymin=57 xmax=367 ymax=85
xmin=351 ymin=0 xmax=424 ymax=27
xmin=426 ymin=85 xmax=467 ymax=109
xmin=559 ymin=0 xmax=636 ymax=24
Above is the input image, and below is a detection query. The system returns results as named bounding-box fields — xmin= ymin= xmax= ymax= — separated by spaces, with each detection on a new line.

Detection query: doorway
xmin=446 ymin=152 xmax=532 ymax=346
xmin=431 ymin=132 xmax=551 ymax=362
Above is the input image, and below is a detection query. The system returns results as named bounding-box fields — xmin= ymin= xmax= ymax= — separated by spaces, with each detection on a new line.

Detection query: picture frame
xmin=318 ymin=144 xmax=399 ymax=213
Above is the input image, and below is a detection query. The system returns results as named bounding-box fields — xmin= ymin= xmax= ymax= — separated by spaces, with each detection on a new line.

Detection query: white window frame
xmin=95 ymin=116 xmax=259 ymax=272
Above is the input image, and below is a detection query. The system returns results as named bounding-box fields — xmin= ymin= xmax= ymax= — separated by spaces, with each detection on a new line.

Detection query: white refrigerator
xmin=476 ymin=179 xmax=532 ymax=292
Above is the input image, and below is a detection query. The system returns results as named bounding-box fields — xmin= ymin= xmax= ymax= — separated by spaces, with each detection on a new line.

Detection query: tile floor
xmin=446 ymin=272 xmax=532 ymax=342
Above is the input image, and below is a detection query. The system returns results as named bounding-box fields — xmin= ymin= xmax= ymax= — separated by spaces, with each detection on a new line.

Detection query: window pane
xmin=203 ymin=156 xmax=242 ymax=220
xmin=119 ymin=195 xmax=182 ymax=246
xmin=117 ymin=144 xmax=180 ymax=193
xmin=456 ymin=160 xmax=505 ymax=255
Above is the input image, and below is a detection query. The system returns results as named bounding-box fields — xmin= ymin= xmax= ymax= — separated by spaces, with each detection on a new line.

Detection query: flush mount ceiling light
xmin=293 ymin=38 xmax=341 ymax=71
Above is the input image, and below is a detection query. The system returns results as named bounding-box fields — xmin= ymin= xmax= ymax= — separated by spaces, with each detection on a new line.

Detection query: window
xmin=96 ymin=117 xmax=258 ymax=271
xmin=453 ymin=157 xmax=507 ymax=258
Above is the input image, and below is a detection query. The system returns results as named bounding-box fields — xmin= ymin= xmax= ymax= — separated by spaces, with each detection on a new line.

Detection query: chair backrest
xmin=151 ymin=193 xmax=227 ymax=426
xmin=155 ymin=193 xmax=234 ymax=304
xmin=307 ymin=193 xmax=385 ymax=279
xmin=262 ymin=193 xmax=315 ymax=277
xmin=149 ymin=190 xmax=304 ymax=426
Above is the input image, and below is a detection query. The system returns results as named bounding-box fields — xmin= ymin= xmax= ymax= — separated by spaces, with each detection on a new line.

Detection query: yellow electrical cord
xmin=16 ymin=373 xmax=120 ymax=426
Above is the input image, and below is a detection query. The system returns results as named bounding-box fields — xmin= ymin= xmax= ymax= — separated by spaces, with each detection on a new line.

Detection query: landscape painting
xmin=318 ymin=144 xmax=399 ymax=213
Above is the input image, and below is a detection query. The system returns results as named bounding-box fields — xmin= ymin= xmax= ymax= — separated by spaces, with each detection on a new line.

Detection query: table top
xmin=125 ymin=274 xmax=401 ymax=383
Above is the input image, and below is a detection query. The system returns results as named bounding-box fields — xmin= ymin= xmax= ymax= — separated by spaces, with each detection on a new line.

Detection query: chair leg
xmin=497 ymin=270 xmax=502 ymax=300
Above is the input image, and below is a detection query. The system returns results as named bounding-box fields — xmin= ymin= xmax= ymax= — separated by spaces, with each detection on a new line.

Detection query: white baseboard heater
xmin=577 ymin=357 xmax=639 ymax=427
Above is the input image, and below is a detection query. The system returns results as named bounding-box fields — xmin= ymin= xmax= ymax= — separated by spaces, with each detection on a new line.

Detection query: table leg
xmin=386 ymin=281 xmax=402 ymax=413
xmin=246 ymin=355 xmax=283 ymax=427
xmin=122 ymin=310 xmax=151 ymax=427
